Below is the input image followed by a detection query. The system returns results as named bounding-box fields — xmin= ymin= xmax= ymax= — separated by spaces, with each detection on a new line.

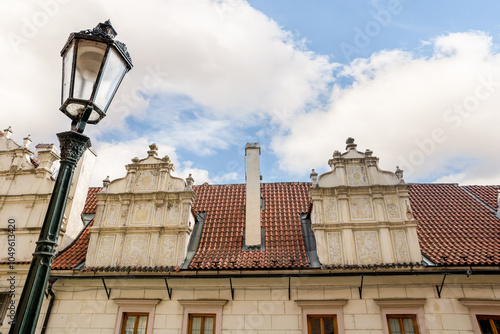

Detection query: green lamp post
xmin=9 ymin=20 xmax=132 ymax=334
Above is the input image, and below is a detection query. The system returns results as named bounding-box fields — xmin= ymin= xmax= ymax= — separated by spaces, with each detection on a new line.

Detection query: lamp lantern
xmin=60 ymin=20 xmax=133 ymax=132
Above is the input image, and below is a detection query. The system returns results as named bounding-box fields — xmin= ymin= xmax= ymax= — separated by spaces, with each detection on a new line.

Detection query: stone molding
xmin=375 ymin=298 xmax=428 ymax=334
xmin=179 ymin=299 xmax=227 ymax=334
xmin=460 ymin=299 xmax=500 ymax=334
xmin=374 ymin=298 xmax=426 ymax=308
xmin=112 ymin=298 xmax=160 ymax=334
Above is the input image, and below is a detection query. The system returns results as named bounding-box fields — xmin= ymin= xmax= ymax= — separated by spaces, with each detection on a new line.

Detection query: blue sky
xmin=2 ymin=0 xmax=500 ymax=186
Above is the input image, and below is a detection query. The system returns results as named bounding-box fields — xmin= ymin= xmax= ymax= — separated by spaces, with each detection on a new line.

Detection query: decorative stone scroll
xmin=132 ymin=202 xmax=153 ymax=225
xmin=355 ymin=231 xmax=382 ymax=264
xmin=323 ymin=198 xmax=339 ymax=222
xmin=346 ymin=165 xmax=368 ymax=186
xmin=121 ymin=234 xmax=150 ymax=266
xmin=385 ymin=196 xmax=401 ymax=220
xmin=391 ymin=229 xmax=410 ymax=262
xmin=166 ymin=201 xmax=180 ymax=225
xmin=159 ymin=235 xmax=178 ymax=264
xmin=96 ymin=235 xmax=116 ymax=266
xmin=104 ymin=204 xmax=121 ymax=226
xmin=327 ymin=232 xmax=343 ymax=263
xmin=350 ymin=197 xmax=374 ymax=220
xmin=134 ymin=170 xmax=159 ymax=192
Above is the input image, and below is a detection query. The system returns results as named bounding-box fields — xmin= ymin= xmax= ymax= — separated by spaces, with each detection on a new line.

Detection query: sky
xmin=1 ymin=0 xmax=500 ymax=186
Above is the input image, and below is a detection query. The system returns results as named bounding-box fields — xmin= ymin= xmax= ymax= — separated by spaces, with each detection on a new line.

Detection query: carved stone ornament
xmin=355 ymin=231 xmax=382 ymax=264
xmin=346 ymin=165 xmax=368 ymax=186
xmin=327 ymin=232 xmax=343 ymax=263
xmin=323 ymin=198 xmax=338 ymax=222
xmin=385 ymin=196 xmax=401 ymax=220
xmin=121 ymin=235 xmax=149 ymax=266
xmin=57 ymin=131 xmax=91 ymax=165
xmin=391 ymin=229 xmax=410 ymax=262
xmin=405 ymin=200 xmax=414 ymax=220
xmin=350 ymin=197 xmax=374 ymax=220
xmin=134 ymin=170 xmax=159 ymax=192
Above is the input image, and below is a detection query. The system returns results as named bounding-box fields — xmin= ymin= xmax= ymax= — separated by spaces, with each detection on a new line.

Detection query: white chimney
xmin=245 ymin=143 xmax=261 ymax=247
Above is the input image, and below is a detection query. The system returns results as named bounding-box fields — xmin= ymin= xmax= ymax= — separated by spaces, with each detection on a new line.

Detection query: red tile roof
xmin=83 ymin=187 xmax=101 ymax=214
xmin=409 ymin=184 xmax=500 ymax=266
xmin=52 ymin=220 xmax=93 ymax=270
xmin=464 ymin=185 xmax=500 ymax=211
xmin=189 ymin=183 xmax=311 ymax=270
xmin=53 ymin=182 xmax=500 ymax=271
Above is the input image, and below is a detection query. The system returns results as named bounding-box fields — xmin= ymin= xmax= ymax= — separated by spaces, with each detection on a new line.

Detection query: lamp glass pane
xmin=94 ymin=47 xmax=127 ymax=113
xmin=61 ymin=42 xmax=74 ymax=105
xmin=73 ymin=40 xmax=106 ymax=100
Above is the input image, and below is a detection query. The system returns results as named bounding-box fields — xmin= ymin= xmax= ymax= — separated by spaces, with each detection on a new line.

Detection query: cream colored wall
xmin=0 ymin=132 xmax=96 ymax=261
xmin=0 ymin=265 xmax=29 ymax=332
xmin=60 ymin=148 xmax=97 ymax=249
xmin=28 ymin=275 xmax=500 ymax=334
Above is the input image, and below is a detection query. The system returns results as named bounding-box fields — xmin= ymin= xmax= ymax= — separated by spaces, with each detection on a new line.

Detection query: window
xmin=121 ymin=313 xmax=148 ymax=334
xmin=179 ymin=300 xmax=227 ymax=334
xmin=307 ymin=315 xmax=338 ymax=334
xmin=477 ymin=315 xmax=500 ymax=334
xmin=375 ymin=299 xmax=427 ymax=334
xmin=188 ymin=314 xmax=216 ymax=334
xmin=113 ymin=299 xmax=160 ymax=334
xmin=386 ymin=315 xmax=419 ymax=334
xmin=460 ymin=299 xmax=500 ymax=334
xmin=295 ymin=300 xmax=347 ymax=334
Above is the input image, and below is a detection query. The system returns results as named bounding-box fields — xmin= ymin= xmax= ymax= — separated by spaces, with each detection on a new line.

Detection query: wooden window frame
xmin=460 ymin=299 xmax=500 ymax=334
xmin=386 ymin=314 xmax=420 ymax=334
xmin=307 ymin=314 xmax=338 ymax=334
xmin=179 ymin=300 xmax=227 ymax=334
xmin=113 ymin=299 xmax=161 ymax=334
xmin=476 ymin=315 xmax=500 ymax=334
xmin=188 ymin=314 xmax=216 ymax=334
xmin=375 ymin=299 xmax=427 ymax=334
xmin=295 ymin=300 xmax=347 ymax=334
xmin=121 ymin=312 xmax=149 ymax=334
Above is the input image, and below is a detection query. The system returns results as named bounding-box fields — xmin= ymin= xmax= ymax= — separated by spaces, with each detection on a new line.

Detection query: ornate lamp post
xmin=9 ymin=20 xmax=132 ymax=334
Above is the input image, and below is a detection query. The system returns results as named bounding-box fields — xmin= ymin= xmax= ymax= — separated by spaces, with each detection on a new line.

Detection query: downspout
xmin=40 ymin=278 xmax=57 ymax=334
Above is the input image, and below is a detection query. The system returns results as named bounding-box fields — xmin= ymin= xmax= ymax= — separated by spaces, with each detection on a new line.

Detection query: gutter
xmin=50 ymin=268 xmax=500 ymax=280
xmin=40 ymin=278 xmax=57 ymax=334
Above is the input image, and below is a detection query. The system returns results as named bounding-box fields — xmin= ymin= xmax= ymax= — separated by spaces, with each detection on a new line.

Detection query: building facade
xmin=1 ymin=129 xmax=499 ymax=334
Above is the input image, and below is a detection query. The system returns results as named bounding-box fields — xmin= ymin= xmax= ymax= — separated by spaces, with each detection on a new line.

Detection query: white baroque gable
xmin=310 ymin=138 xmax=422 ymax=267
xmin=86 ymin=144 xmax=196 ymax=268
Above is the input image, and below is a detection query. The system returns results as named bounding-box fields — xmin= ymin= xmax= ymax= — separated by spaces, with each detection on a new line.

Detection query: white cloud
xmin=272 ymin=31 xmax=500 ymax=185
xmin=89 ymin=139 xmax=234 ymax=187
xmin=0 ymin=0 xmax=334 ymax=156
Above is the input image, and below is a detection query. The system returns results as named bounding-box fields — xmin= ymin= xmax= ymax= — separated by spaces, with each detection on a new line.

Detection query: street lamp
xmin=10 ymin=20 xmax=132 ymax=334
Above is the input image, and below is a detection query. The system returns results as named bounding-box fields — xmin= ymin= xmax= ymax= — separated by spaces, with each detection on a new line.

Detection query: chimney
xmin=245 ymin=143 xmax=261 ymax=247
